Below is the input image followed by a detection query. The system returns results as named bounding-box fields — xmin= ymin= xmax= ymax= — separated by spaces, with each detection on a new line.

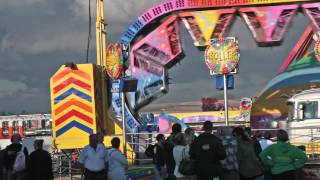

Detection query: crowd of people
xmin=149 ymin=121 xmax=308 ymax=180
xmin=0 ymin=133 xmax=129 ymax=180
xmin=0 ymin=121 xmax=308 ymax=180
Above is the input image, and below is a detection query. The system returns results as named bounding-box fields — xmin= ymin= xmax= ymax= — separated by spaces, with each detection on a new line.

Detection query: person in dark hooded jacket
xmin=259 ymin=129 xmax=307 ymax=180
xmin=189 ymin=121 xmax=226 ymax=180
xmin=234 ymin=127 xmax=263 ymax=180
xmin=164 ymin=123 xmax=182 ymax=180
xmin=28 ymin=139 xmax=53 ymax=180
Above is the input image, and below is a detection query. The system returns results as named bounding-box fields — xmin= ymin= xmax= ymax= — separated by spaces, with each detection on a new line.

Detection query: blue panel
xmin=56 ymin=120 xmax=93 ymax=137
xmin=54 ymin=88 xmax=92 ymax=104
xmin=216 ymin=75 xmax=234 ymax=90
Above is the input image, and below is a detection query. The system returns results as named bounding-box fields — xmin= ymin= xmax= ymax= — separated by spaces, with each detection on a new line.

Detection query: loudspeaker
xmin=119 ymin=78 xmax=138 ymax=92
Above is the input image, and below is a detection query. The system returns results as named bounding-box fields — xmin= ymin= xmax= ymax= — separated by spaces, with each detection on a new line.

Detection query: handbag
xmin=178 ymin=148 xmax=195 ymax=175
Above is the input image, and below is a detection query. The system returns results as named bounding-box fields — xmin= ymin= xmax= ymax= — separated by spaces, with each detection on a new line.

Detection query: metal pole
xmin=121 ymin=90 xmax=127 ymax=157
xmin=223 ymin=74 xmax=229 ymax=126
xmin=99 ymin=22 xmax=103 ymax=66
xmin=69 ymin=157 xmax=72 ymax=180
xmin=311 ymin=128 xmax=315 ymax=160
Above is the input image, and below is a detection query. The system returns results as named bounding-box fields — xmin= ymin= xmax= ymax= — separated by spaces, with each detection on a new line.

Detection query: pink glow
xmin=239 ymin=5 xmax=298 ymax=43
xmin=158 ymin=116 xmax=172 ymax=134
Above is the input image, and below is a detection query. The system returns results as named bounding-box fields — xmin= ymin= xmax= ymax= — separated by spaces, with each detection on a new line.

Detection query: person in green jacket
xmin=259 ymin=129 xmax=307 ymax=180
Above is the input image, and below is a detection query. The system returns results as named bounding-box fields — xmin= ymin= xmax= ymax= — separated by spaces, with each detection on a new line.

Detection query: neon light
xmin=180 ymin=9 xmax=236 ymax=46
xmin=303 ymin=3 xmax=320 ymax=31
xmin=119 ymin=0 xmax=317 ymax=119
xmin=315 ymin=40 xmax=320 ymax=61
xmin=121 ymin=0 xmax=309 ymax=44
xmin=239 ymin=5 xmax=298 ymax=44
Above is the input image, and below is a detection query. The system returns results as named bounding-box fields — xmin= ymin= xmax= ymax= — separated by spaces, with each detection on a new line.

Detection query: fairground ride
xmin=50 ymin=0 xmax=135 ymax=155
xmin=50 ymin=0 xmax=319 ymax=162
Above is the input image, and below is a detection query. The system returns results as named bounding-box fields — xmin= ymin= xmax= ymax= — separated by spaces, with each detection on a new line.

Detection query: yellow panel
xmin=168 ymin=111 xmax=241 ymax=120
xmin=54 ymin=127 xmax=91 ymax=149
xmin=50 ymin=64 xmax=98 ymax=150
xmin=194 ymin=11 xmax=221 ymax=43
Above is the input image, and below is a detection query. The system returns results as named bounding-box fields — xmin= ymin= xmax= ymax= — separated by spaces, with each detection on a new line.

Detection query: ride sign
xmin=313 ymin=32 xmax=320 ymax=62
xmin=105 ymin=43 xmax=122 ymax=79
xmin=240 ymin=97 xmax=253 ymax=121
xmin=204 ymin=37 xmax=240 ymax=75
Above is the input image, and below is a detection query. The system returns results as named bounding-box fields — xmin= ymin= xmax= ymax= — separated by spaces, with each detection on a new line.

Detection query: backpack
xmin=178 ymin=148 xmax=195 ymax=175
xmin=145 ymin=144 xmax=155 ymax=158
xmin=13 ymin=146 xmax=26 ymax=172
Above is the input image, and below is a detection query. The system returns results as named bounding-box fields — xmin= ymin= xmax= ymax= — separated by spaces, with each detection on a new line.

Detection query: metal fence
xmin=126 ymin=132 xmax=162 ymax=165
xmin=127 ymin=126 xmax=320 ymax=164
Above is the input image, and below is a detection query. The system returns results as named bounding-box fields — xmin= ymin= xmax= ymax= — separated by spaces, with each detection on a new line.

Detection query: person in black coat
xmin=153 ymin=134 xmax=166 ymax=180
xmin=164 ymin=123 xmax=182 ymax=179
xmin=244 ymin=127 xmax=262 ymax=159
xmin=190 ymin=121 xmax=226 ymax=180
xmin=27 ymin=139 xmax=53 ymax=180
xmin=0 ymin=148 xmax=5 ymax=179
xmin=3 ymin=134 xmax=29 ymax=180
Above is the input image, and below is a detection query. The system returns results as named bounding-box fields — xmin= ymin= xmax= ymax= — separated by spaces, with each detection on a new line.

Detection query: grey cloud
xmin=73 ymin=0 xmax=159 ymax=23
xmin=0 ymin=87 xmax=49 ymax=113
xmin=0 ymin=79 xmax=28 ymax=97
xmin=0 ymin=0 xmax=44 ymax=7
xmin=14 ymin=31 xmax=89 ymax=55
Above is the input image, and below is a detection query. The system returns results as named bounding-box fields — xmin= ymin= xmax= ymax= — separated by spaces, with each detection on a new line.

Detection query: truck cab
xmin=287 ymin=88 xmax=320 ymax=144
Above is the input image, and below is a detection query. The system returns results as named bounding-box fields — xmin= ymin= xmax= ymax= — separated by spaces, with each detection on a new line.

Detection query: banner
xmin=204 ymin=37 xmax=240 ymax=75
xmin=105 ymin=43 xmax=122 ymax=79
xmin=314 ymin=32 xmax=320 ymax=61
xmin=240 ymin=97 xmax=253 ymax=121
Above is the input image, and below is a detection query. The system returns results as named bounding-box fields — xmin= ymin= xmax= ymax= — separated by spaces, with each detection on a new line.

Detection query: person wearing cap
xmin=189 ymin=121 xmax=226 ymax=180
xmin=3 ymin=133 xmax=29 ymax=180
xmin=27 ymin=139 xmax=53 ymax=180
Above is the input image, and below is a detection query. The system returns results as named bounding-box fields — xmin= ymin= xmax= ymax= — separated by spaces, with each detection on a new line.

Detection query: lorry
xmin=286 ymin=88 xmax=320 ymax=154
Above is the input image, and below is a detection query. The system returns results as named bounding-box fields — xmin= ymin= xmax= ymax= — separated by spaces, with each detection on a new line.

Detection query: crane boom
xmin=96 ymin=0 xmax=107 ymax=66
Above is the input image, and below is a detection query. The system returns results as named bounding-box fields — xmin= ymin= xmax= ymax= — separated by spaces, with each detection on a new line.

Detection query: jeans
xmin=84 ymin=168 xmax=107 ymax=180
xmin=154 ymin=165 xmax=167 ymax=180
xmin=272 ymin=170 xmax=295 ymax=180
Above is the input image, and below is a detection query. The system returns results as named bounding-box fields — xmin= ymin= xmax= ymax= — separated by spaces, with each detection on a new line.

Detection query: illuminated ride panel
xmin=118 ymin=0 xmax=319 ymax=120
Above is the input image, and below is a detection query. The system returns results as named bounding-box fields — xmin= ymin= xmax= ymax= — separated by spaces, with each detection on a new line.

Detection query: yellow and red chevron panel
xmin=50 ymin=64 xmax=97 ymax=149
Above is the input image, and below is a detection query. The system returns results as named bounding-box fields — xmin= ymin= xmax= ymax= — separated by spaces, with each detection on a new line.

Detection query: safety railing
xmin=127 ymin=127 xmax=320 ymax=164
xmin=126 ymin=132 xmax=161 ymax=165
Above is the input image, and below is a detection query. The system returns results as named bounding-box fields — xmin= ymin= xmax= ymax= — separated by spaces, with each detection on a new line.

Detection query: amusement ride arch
xmin=113 ymin=0 xmax=320 ymax=130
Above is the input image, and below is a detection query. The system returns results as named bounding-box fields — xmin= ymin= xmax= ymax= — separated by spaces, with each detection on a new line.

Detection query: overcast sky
xmin=0 ymin=0 xmax=310 ymax=113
